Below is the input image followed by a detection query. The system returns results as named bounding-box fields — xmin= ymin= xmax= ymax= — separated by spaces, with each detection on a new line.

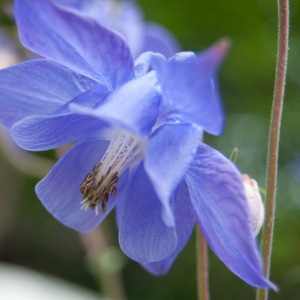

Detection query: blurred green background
xmin=0 ymin=0 xmax=300 ymax=299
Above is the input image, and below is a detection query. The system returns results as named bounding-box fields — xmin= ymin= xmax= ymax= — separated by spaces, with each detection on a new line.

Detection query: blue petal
xmin=14 ymin=0 xmax=134 ymax=88
xmin=54 ymin=0 xmax=103 ymax=14
xmin=117 ymin=162 xmax=177 ymax=263
xmin=144 ymin=123 xmax=202 ymax=226
xmin=70 ymin=72 xmax=161 ymax=136
xmin=36 ymin=139 xmax=127 ymax=232
xmin=134 ymin=52 xmax=165 ymax=78
xmin=185 ymin=143 xmax=276 ymax=289
xmin=114 ymin=0 xmax=144 ymax=57
xmin=142 ymin=22 xmax=180 ymax=58
xmin=0 ymin=59 xmax=97 ymax=128
xmin=11 ymin=85 xmax=109 ymax=150
xmin=141 ymin=181 xmax=195 ymax=275
xmin=57 ymin=0 xmax=144 ymax=57
xmin=151 ymin=40 xmax=229 ymax=135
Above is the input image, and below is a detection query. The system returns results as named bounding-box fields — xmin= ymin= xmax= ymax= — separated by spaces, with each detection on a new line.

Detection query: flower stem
xmin=79 ymin=225 xmax=127 ymax=300
xmin=196 ymin=226 xmax=210 ymax=300
xmin=256 ymin=1 xmax=289 ymax=299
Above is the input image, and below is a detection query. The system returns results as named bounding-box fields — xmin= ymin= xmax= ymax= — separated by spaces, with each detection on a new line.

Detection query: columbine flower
xmin=0 ymin=0 xmax=275 ymax=289
xmin=57 ymin=0 xmax=179 ymax=57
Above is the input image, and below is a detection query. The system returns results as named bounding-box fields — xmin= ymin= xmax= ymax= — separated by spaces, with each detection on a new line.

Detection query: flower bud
xmin=242 ymin=174 xmax=265 ymax=236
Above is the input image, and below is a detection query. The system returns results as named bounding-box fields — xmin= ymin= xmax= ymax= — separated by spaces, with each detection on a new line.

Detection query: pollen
xmin=80 ymin=130 xmax=146 ymax=215
xmin=80 ymin=162 xmax=119 ymax=215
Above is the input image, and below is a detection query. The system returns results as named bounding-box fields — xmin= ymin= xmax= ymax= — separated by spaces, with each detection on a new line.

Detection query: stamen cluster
xmin=80 ymin=162 xmax=119 ymax=215
xmin=80 ymin=130 xmax=146 ymax=215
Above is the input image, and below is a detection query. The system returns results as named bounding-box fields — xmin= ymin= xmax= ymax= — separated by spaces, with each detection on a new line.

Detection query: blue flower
xmin=0 ymin=0 xmax=275 ymax=289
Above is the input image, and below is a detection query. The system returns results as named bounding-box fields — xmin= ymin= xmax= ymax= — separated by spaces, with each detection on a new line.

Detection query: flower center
xmin=80 ymin=130 xmax=146 ymax=215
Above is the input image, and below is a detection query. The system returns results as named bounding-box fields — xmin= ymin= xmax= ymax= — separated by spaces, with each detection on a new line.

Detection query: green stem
xmin=79 ymin=226 xmax=127 ymax=300
xmin=256 ymin=0 xmax=289 ymax=299
xmin=196 ymin=226 xmax=210 ymax=300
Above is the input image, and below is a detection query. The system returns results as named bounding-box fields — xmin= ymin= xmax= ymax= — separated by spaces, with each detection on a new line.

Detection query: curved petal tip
xmin=210 ymin=38 xmax=230 ymax=62
xmin=198 ymin=38 xmax=231 ymax=69
xmin=213 ymin=38 xmax=231 ymax=58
